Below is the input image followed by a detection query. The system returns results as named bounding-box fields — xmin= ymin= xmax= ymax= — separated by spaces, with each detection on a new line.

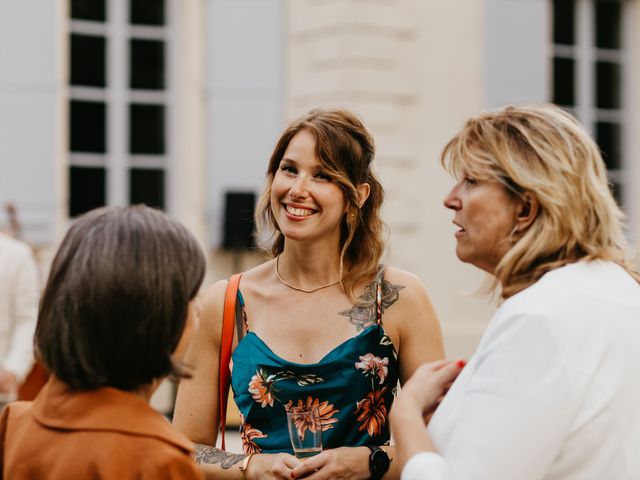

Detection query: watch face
xmin=372 ymin=449 xmax=390 ymax=472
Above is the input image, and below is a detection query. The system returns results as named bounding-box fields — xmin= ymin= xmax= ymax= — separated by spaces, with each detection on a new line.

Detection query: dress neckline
xmin=234 ymin=324 xmax=396 ymax=368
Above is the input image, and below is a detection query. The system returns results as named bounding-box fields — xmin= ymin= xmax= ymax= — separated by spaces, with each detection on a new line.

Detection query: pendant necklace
xmin=274 ymin=254 xmax=342 ymax=293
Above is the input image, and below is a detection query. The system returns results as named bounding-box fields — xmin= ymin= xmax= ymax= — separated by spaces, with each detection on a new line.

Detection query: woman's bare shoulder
xmin=200 ymin=278 xmax=228 ymax=308
xmin=379 ymin=266 xmax=436 ymax=323
xmin=381 ymin=266 xmax=429 ymax=296
xmin=239 ymin=259 xmax=276 ymax=282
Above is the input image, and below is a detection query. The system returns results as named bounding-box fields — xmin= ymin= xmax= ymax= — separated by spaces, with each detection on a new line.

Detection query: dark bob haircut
xmin=35 ymin=205 xmax=206 ymax=391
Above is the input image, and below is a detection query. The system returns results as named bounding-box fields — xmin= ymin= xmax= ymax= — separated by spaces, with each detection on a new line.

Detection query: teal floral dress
xmin=229 ymin=271 xmax=400 ymax=454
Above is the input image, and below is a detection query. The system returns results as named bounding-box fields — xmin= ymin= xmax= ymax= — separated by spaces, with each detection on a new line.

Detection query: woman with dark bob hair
xmin=0 ymin=205 xmax=206 ymax=479
xmin=390 ymin=104 xmax=640 ymax=480
xmin=173 ymin=108 xmax=445 ymax=480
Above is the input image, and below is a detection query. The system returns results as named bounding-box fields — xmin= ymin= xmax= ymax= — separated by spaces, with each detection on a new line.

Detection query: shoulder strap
xmin=376 ymin=266 xmax=385 ymax=325
xmin=218 ymin=273 xmax=242 ymax=451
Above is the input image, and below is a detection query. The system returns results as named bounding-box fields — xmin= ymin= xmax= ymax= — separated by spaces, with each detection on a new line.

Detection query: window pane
xmin=130 ymin=168 xmax=165 ymax=209
xmin=129 ymin=104 xmax=165 ymax=154
xmin=69 ymin=166 xmax=106 ymax=217
xmin=71 ymin=34 xmax=106 ymax=87
xmin=595 ymin=1 xmax=622 ymax=49
xmin=553 ymin=57 xmax=575 ymax=106
xmin=70 ymin=101 xmax=106 ymax=153
xmin=595 ymin=61 xmax=621 ymax=109
xmin=130 ymin=39 xmax=165 ymax=90
xmin=130 ymin=0 xmax=165 ymax=26
xmin=596 ymin=121 xmax=622 ymax=170
xmin=553 ymin=0 xmax=575 ymax=45
xmin=70 ymin=0 xmax=106 ymax=21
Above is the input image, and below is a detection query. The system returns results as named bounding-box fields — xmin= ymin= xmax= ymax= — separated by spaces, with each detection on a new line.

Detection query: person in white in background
xmin=390 ymin=104 xmax=640 ymax=480
xmin=0 ymin=232 xmax=39 ymax=401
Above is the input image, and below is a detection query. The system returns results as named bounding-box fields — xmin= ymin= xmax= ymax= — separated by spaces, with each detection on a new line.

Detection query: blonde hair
xmin=442 ymin=104 xmax=636 ymax=298
xmin=255 ymin=108 xmax=386 ymax=300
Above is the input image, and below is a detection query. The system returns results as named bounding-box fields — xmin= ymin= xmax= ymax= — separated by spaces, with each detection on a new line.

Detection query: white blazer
xmin=0 ymin=234 xmax=39 ymax=382
xmin=403 ymin=261 xmax=640 ymax=480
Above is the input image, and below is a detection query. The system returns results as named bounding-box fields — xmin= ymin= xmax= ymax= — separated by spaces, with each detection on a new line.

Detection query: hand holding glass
xmin=287 ymin=406 xmax=323 ymax=459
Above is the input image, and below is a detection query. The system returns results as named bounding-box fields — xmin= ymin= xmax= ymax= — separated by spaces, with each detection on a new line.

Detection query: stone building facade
xmin=1 ymin=0 xmax=638 ymax=409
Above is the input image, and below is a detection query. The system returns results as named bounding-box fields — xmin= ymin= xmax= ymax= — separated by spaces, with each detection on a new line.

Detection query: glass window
xmin=552 ymin=0 xmax=628 ymax=216
xmin=130 ymin=0 xmax=165 ymax=26
xmin=70 ymin=0 xmax=106 ymax=22
xmin=553 ymin=0 xmax=575 ymax=45
xmin=71 ymin=34 xmax=106 ymax=87
xmin=595 ymin=61 xmax=621 ymax=109
xmin=596 ymin=121 xmax=622 ymax=170
xmin=595 ymin=1 xmax=621 ymax=49
xmin=130 ymin=39 xmax=165 ymax=90
xmin=129 ymin=104 xmax=165 ymax=154
xmin=553 ymin=57 xmax=575 ymax=106
xmin=130 ymin=168 xmax=165 ymax=209
xmin=70 ymin=101 xmax=107 ymax=153
xmin=69 ymin=0 xmax=171 ymax=214
xmin=69 ymin=166 xmax=106 ymax=216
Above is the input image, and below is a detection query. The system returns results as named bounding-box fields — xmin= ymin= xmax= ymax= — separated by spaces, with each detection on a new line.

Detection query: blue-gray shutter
xmin=484 ymin=0 xmax=550 ymax=108
xmin=0 ymin=0 xmax=62 ymax=245
xmin=205 ymin=0 xmax=284 ymax=247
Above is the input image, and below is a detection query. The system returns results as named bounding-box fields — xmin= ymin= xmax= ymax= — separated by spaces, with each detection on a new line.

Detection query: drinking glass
xmin=287 ymin=405 xmax=323 ymax=459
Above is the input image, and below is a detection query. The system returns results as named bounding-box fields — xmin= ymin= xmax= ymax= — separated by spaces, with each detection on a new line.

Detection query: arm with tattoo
xmin=194 ymin=444 xmax=245 ymax=468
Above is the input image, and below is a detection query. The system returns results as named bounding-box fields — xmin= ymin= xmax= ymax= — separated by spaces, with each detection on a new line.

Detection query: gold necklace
xmin=274 ymin=255 xmax=342 ymax=293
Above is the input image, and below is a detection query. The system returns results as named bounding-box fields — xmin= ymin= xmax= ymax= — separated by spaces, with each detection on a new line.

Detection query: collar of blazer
xmin=30 ymin=376 xmax=193 ymax=453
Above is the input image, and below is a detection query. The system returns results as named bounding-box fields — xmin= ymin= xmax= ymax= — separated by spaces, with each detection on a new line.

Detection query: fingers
xmin=282 ymin=454 xmax=303 ymax=470
xmin=252 ymin=453 xmax=301 ymax=480
xmin=424 ymin=359 xmax=451 ymax=372
xmin=268 ymin=453 xmax=302 ymax=480
xmin=291 ymin=452 xmax=326 ymax=479
xmin=435 ymin=360 xmax=465 ymax=386
xmin=396 ymin=358 xmax=466 ymax=416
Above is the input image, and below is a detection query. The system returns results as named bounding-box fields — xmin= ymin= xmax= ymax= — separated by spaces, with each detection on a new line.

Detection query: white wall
xmin=168 ymin=0 xmax=207 ymax=246
xmin=284 ymin=0 xmax=498 ymax=359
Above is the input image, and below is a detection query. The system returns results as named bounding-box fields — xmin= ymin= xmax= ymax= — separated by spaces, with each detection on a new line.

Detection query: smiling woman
xmin=172 ymin=108 xmax=445 ymax=480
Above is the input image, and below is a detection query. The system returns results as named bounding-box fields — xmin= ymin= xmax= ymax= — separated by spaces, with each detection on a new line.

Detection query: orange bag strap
xmin=219 ymin=273 xmax=242 ymax=451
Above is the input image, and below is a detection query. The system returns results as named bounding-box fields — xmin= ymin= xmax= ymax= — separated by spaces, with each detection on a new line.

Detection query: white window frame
xmin=552 ymin=0 xmax=629 ymax=209
xmin=68 ymin=0 xmax=173 ymax=212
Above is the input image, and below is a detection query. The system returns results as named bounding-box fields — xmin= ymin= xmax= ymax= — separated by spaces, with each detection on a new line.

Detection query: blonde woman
xmin=174 ymin=108 xmax=445 ymax=480
xmin=391 ymin=104 xmax=640 ymax=480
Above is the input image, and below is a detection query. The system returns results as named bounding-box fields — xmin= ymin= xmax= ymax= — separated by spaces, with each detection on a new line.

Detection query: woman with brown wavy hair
xmin=390 ymin=104 xmax=640 ymax=480
xmin=174 ymin=108 xmax=444 ymax=480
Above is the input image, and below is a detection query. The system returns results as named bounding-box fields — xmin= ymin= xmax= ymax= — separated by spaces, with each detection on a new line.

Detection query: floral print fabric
xmin=230 ymin=325 xmax=398 ymax=453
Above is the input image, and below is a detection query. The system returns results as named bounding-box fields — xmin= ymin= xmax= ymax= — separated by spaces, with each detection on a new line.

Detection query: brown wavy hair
xmin=255 ymin=108 xmax=386 ymax=300
xmin=442 ymin=104 xmax=638 ymax=298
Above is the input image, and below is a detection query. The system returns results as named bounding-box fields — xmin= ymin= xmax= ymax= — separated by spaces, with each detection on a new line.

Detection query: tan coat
xmin=0 ymin=377 xmax=203 ymax=479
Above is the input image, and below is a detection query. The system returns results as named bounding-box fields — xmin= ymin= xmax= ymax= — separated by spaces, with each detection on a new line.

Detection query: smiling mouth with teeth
xmin=285 ymin=205 xmax=316 ymax=217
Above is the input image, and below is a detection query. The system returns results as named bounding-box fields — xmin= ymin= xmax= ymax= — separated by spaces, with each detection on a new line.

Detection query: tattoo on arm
xmin=339 ymin=269 xmax=405 ymax=331
xmin=194 ymin=444 xmax=246 ymax=469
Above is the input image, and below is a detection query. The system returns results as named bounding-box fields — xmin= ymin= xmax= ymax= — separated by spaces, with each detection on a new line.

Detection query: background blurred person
xmin=1 ymin=203 xmax=21 ymax=239
xmin=173 ymin=108 xmax=444 ymax=480
xmin=0 ymin=205 xmax=206 ymax=479
xmin=0 ymin=228 xmax=38 ymax=404
xmin=391 ymin=104 xmax=640 ymax=480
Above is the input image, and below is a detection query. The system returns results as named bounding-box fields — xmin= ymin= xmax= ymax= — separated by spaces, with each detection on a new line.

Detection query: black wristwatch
xmin=366 ymin=445 xmax=391 ymax=480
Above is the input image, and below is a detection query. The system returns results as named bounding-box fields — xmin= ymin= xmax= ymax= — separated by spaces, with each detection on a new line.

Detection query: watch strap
xmin=366 ymin=445 xmax=390 ymax=480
